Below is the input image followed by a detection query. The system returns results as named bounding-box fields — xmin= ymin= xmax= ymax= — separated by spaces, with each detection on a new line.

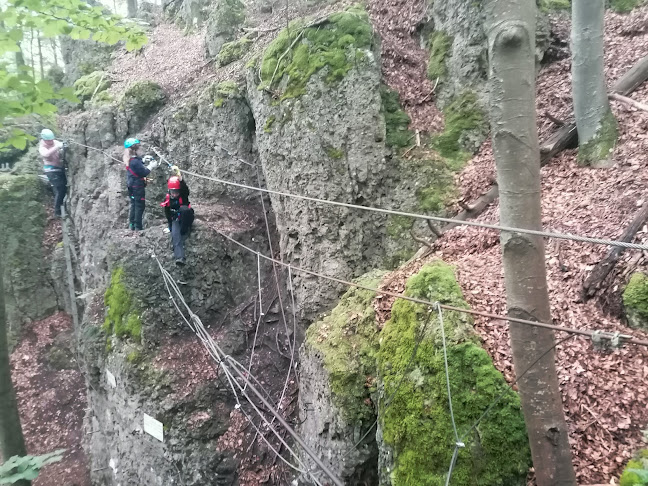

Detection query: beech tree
xmin=572 ymin=0 xmax=618 ymax=166
xmin=484 ymin=0 xmax=577 ymax=484
xmin=0 ymin=265 xmax=29 ymax=486
xmin=0 ymin=0 xmax=147 ymax=150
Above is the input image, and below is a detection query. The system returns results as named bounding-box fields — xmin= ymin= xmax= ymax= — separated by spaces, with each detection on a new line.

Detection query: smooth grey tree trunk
xmin=571 ymin=0 xmax=617 ymax=167
xmin=484 ymin=1 xmax=577 ymax=485
xmin=0 ymin=262 xmax=30 ymax=486
xmin=37 ymin=35 xmax=44 ymax=80
xmin=127 ymin=0 xmax=138 ymax=18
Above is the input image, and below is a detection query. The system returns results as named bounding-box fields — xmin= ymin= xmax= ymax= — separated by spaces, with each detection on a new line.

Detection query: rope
xmin=65 ymin=140 xmax=648 ymax=252
xmin=214 ymin=230 xmax=648 ymax=348
xmin=436 ymin=304 xmax=464 ymax=486
xmin=155 ymin=257 xmax=344 ymax=486
xmin=176 ymin=168 xmax=648 ymax=252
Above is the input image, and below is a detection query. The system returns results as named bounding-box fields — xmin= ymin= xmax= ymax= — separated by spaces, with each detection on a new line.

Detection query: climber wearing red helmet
xmin=160 ymin=172 xmax=194 ymax=266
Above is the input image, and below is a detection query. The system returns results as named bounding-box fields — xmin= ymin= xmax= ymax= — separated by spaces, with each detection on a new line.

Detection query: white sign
xmin=143 ymin=414 xmax=164 ymax=442
xmin=105 ymin=369 xmax=116 ymax=388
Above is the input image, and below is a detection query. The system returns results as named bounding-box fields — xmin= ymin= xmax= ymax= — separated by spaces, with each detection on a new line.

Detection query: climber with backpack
xmin=160 ymin=168 xmax=194 ymax=266
xmin=124 ymin=138 xmax=158 ymax=231
xmin=39 ymin=128 xmax=67 ymax=217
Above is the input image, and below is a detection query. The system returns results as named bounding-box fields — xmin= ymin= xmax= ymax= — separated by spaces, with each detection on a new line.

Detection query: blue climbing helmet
xmin=124 ymin=138 xmax=140 ymax=148
xmin=41 ymin=129 xmax=55 ymax=140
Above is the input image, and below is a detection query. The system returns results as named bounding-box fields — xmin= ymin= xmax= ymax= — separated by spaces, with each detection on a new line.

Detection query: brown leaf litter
xmin=10 ymin=312 xmax=90 ymax=486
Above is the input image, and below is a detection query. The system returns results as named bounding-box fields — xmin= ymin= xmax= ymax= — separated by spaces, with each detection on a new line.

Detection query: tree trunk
xmin=484 ymin=1 xmax=577 ymax=485
xmin=29 ymin=29 xmax=35 ymax=79
xmin=15 ymin=45 xmax=25 ymax=70
xmin=0 ymin=262 xmax=30 ymax=486
xmin=37 ymin=35 xmax=44 ymax=80
xmin=127 ymin=0 xmax=138 ymax=18
xmin=571 ymin=0 xmax=618 ymax=167
xmin=50 ymin=38 xmax=58 ymax=68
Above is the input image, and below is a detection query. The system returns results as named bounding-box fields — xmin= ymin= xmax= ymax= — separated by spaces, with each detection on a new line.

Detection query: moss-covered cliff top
xmin=258 ymin=5 xmax=374 ymax=99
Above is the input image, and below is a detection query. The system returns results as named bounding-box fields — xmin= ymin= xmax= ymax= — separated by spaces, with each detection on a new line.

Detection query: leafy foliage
xmin=0 ymin=0 xmax=147 ymax=149
xmin=103 ymin=267 xmax=142 ymax=343
xmin=0 ymin=450 xmax=65 ymax=484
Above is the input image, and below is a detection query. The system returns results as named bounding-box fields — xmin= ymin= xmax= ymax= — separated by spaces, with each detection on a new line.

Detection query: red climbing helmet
xmin=168 ymin=176 xmax=181 ymax=190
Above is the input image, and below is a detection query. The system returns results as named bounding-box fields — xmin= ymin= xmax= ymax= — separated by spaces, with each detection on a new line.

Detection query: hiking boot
xmin=129 ymin=223 xmax=135 ymax=230
xmin=175 ymin=258 xmax=186 ymax=266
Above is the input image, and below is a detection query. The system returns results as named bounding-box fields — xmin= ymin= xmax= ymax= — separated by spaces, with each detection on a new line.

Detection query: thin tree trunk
xmin=0 ymin=262 xmax=30 ymax=486
xmin=571 ymin=0 xmax=618 ymax=167
xmin=50 ymin=38 xmax=58 ymax=68
xmin=127 ymin=0 xmax=138 ymax=18
xmin=37 ymin=35 xmax=44 ymax=80
xmin=29 ymin=29 xmax=35 ymax=80
xmin=15 ymin=45 xmax=25 ymax=70
xmin=484 ymin=1 xmax=577 ymax=485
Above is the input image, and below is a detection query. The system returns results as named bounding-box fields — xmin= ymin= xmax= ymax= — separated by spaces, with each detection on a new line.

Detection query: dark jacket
xmin=126 ymin=156 xmax=150 ymax=189
xmin=161 ymin=180 xmax=191 ymax=225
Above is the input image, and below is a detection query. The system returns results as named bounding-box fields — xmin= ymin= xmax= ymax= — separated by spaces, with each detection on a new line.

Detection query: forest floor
xmin=10 ymin=312 xmax=90 ymax=486
xmin=376 ymin=5 xmax=648 ymax=485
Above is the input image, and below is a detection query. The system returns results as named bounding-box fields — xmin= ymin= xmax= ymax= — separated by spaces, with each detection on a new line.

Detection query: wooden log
xmin=609 ymin=92 xmax=648 ymax=112
xmin=539 ymin=53 xmax=648 ymax=165
xmin=582 ymin=200 xmax=648 ymax=299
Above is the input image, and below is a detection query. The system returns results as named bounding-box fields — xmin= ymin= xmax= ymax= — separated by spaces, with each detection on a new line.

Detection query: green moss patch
xmin=102 ymin=268 xmax=142 ymax=343
xmin=539 ymin=0 xmax=571 ymax=11
xmin=610 ymin=0 xmax=643 ymax=13
xmin=578 ymin=109 xmax=618 ymax=166
xmin=258 ymin=5 xmax=373 ymax=99
xmin=217 ymin=36 xmax=253 ymax=66
xmin=433 ymin=90 xmax=487 ymax=165
xmin=264 ymin=115 xmax=275 ymax=133
xmin=306 ymin=271 xmax=385 ymax=423
xmin=211 ymin=0 xmax=245 ymax=35
xmin=620 ymin=449 xmax=648 ymax=486
xmin=73 ymin=71 xmax=110 ymax=102
xmin=381 ymin=86 xmax=412 ymax=150
xmin=377 ymin=262 xmax=530 ymax=486
xmin=325 ymin=146 xmax=345 ymax=159
xmin=427 ymin=31 xmax=453 ymax=81
xmin=122 ymin=81 xmax=166 ymax=113
xmin=208 ymin=80 xmax=241 ymax=107
xmin=623 ymin=272 xmax=648 ymax=329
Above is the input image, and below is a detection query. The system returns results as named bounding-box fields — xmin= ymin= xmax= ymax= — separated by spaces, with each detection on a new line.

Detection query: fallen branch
xmin=582 ymin=200 xmax=648 ymax=299
xmin=539 ymin=52 xmax=648 ymax=165
xmin=545 ymin=112 xmax=566 ymax=126
xmin=609 ymin=92 xmax=648 ymax=112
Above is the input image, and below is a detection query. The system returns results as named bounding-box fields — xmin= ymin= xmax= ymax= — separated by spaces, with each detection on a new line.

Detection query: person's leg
xmin=46 ymin=172 xmax=62 ymax=216
xmin=133 ymin=188 xmax=146 ymax=230
xmin=171 ymin=219 xmax=185 ymax=262
xmin=54 ymin=172 xmax=67 ymax=217
xmin=128 ymin=188 xmax=135 ymax=229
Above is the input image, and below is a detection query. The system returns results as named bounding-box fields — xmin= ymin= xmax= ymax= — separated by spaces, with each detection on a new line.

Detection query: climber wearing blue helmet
xmin=124 ymin=138 xmax=158 ymax=231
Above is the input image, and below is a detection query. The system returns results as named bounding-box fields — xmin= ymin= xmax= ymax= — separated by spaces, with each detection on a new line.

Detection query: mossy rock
xmin=623 ymin=272 xmax=648 ymax=330
xmin=121 ymin=81 xmax=166 ymax=133
xmin=381 ymin=86 xmax=411 ymax=150
xmin=620 ymin=449 xmax=648 ymax=486
xmin=217 ymin=36 xmax=253 ymax=66
xmin=427 ymin=31 xmax=453 ymax=82
xmin=432 ymin=90 xmax=488 ymax=164
xmin=377 ymin=262 xmax=530 ymax=486
xmin=258 ymin=5 xmax=373 ymax=99
xmin=610 ymin=0 xmax=644 ymax=13
xmin=102 ymin=267 xmax=142 ymax=343
xmin=305 ymin=270 xmax=386 ymax=423
xmin=73 ymin=71 xmax=111 ymax=102
xmin=206 ymin=80 xmax=241 ymax=107
xmin=205 ymin=0 xmax=246 ymax=57
xmin=539 ymin=0 xmax=571 ymax=11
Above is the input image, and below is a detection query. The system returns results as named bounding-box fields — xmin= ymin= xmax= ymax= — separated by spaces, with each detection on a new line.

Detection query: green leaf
xmin=626 ymin=469 xmax=648 ymax=481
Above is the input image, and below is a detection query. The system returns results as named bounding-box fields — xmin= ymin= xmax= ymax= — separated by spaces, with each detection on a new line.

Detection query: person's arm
xmin=39 ymin=143 xmax=59 ymax=158
xmin=129 ymin=158 xmax=151 ymax=177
